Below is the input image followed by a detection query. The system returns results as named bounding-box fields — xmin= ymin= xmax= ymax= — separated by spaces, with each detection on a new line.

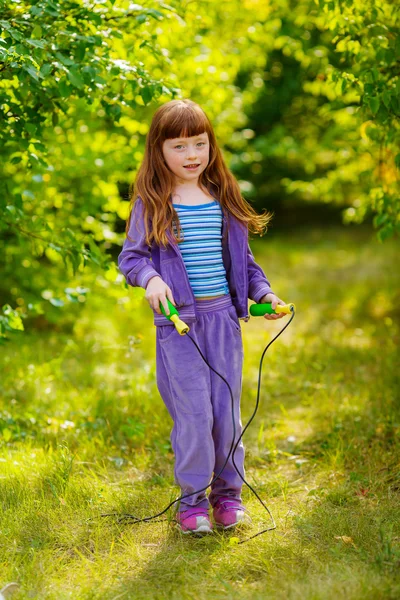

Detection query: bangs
xmin=160 ymin=104 xmax=210 ymax=141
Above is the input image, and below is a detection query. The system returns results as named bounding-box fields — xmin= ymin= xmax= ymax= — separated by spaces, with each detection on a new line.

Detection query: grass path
xmin=1 ymin=224 xmax=399 ymax=599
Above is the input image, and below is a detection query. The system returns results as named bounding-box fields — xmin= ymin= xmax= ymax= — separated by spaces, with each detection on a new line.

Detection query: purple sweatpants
xmin=155 ymin=293 xmax=245 ymax=510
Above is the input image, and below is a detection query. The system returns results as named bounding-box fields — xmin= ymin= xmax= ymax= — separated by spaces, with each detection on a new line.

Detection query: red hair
xmin=126 ymin=99 xmax=273 ymax=248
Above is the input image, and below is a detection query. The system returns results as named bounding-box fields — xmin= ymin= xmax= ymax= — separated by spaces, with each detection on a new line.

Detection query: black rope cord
xmin=87 ymin=306 xmax=295 ymax=545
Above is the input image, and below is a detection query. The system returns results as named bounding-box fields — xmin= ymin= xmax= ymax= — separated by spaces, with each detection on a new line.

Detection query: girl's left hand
xmin=259 ymin=293 xmax=286 ymax=320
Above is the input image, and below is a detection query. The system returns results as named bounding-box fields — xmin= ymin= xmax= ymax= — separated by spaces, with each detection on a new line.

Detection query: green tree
xmin=229 ymin=0 xmax=399 ymax=240
xmin=0 ymin=0 xmax=180 ymax=340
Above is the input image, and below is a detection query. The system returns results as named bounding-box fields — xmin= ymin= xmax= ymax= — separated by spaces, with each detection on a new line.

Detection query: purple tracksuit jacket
xmin=117 ymin=196 xmax=275 ymax=327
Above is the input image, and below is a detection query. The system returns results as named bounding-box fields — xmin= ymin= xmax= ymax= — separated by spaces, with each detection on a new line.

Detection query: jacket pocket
xmin=160 ymin=258 xmax=192 ymax=307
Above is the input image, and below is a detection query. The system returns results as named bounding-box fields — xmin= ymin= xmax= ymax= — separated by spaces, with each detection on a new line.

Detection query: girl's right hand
xmin=145 ymin=276 xmax=176 ymax=315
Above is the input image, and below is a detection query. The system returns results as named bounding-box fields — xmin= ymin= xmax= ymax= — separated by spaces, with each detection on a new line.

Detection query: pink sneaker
xmin=175 ymin=506 xmax=213 ymax=534
xmin=212 ymin=497 xmax=250 ymax=529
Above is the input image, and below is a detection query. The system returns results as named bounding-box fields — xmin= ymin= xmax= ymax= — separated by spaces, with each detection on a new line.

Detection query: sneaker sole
xmin=180 ymin=524 xmax=213 ymax=534
xmin=175 ymin=516 xmax=213 ymax=535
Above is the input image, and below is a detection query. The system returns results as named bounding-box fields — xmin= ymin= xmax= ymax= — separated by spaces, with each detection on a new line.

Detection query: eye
xmin=174 ymin=142 xmax=206 ymax=149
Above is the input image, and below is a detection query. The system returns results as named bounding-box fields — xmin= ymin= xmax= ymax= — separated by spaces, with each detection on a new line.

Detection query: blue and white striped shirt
xmin=172 ymin=200 xmax=230 ymax=298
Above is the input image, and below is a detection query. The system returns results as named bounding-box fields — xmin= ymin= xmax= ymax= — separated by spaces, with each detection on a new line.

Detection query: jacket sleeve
xmin=247 ymin=241 xmax=275 ymax=303
xmin=117 ymin=197 xmax=160 ymax=289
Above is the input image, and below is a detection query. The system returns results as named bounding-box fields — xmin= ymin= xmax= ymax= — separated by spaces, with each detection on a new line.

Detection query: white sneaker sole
xmin=177 ymin=515 xmax=213 ymax=534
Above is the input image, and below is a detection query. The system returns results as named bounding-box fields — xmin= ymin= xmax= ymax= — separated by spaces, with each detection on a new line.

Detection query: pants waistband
xmin=194 ymin=294 xmax=233 ymax=313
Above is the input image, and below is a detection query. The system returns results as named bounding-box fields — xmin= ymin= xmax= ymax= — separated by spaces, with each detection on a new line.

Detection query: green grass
xmin=1 ymin=223 xmax=399 ymax=599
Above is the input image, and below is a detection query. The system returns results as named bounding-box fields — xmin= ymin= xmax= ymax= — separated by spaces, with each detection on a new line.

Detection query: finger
xmin=148 ymin=298 xmax=158 ymax=314
xmin=150 ymin=296 xmax=162 ymax=315
xmin=160 ymin=295 xmax=170 ymax=316
xmin=153 ymin=299 xmax=161 ymax=315
xmin=166 ymin=288 xmax=176 ymax=307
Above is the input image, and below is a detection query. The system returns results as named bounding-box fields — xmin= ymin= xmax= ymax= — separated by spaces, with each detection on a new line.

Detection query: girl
xmin=118 ymin=99 xmax=286 ymax=535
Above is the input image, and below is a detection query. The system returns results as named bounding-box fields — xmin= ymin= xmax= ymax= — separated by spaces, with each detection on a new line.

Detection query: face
xmin=162 ymin=132 xmax=210 ymax=183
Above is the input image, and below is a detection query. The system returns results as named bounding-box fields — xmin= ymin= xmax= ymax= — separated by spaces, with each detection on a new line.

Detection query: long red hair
xmin=125 ymin=99 xmax=274 ymax=248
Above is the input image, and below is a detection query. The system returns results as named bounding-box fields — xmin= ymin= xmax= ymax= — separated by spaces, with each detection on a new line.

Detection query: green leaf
xmin=3 ymin=305 xmax=24 ymax=331
xmin=140 ymin=85 xmax=153 ymax=104
xmin=369 ymin=97 xmax=380 ymax=115
xmin=22 ymin=65 xmax=41 ymax=81
xmin=40 ymin=63 xmax=53 ymax=77
xmin=58 ymin=78 xmax=70 ymax=97
xmin=75 ymin=42 xmax=86 ymax=62
xmin=373 ymin=213 xmax=388 ymax=227
xmin=67 ymin=68 xmax=85 ymax=89
xmin=146 ymin=9 xmax=164 ymax=20
xmin=382 ymin=91 xmax=391 ymax=109
xmin=82 ymin=66 xmax=97 ymax=81
xmin=376 ymin=104 xmax=388 ymax=123
xmin=44 ymin=1 xmax=60 ymax=17
xmin=108 ymin=104 xmax=121 ymax=120
xmin=25 ymin=123 xmax=37 ymax=135
xmin=26 ymin=39 xmax=47 ymax=49
xmin=377 ymin=223 xmax=394 ymax=242
xmin=9 ymin=28 xmax=24 ymax=41
xmin=31 ymin=25 xmax=43 ymax=39
xmin=87 ymin=237 xmax=103 ymax=266
xmin=55 ymin=52 xmax=74 ymax=66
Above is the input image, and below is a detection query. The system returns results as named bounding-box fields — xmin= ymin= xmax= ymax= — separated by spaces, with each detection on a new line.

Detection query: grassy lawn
xmin=1 ymin=223 xmax=399 ymax=599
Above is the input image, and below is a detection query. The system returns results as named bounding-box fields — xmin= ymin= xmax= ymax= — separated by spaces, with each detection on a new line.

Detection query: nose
xmin=186 ymin=145 xmax=198 ymax=159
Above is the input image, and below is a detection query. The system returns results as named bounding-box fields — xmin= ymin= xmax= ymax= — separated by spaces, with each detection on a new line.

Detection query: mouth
xmin=183 ymin=164 xmax=200 ymax=170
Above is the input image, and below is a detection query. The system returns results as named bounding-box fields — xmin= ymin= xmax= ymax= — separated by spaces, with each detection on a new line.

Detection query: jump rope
xmin=91 ymin=298 xmax=296 ymax=545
